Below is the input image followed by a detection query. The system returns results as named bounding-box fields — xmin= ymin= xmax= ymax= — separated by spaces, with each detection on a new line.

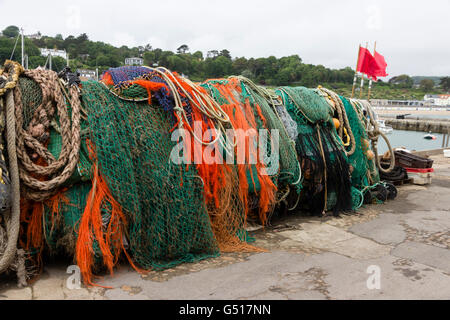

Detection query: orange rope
xmin=75 ymin=140 xmax=141 ymax=287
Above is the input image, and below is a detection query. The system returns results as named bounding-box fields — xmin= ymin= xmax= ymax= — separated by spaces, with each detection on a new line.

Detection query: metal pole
xmin=367 ymin=41 xmax=377 ymax=101
xmin=21 ymin=28 xmax=24 ymax=66
xmin=359 ymin=42 xmax=369 ymax=98
xmin=359 ymin=74 xmax=365 ymax=99
xmin=447 ymin=129 xmax=450 ymax=147
xmin=351 ymin=44 xmax=361 ymax=98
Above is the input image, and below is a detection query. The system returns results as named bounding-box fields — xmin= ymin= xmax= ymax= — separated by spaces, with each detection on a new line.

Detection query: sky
xmin=1 ymin=0 xmax=449 ymax=77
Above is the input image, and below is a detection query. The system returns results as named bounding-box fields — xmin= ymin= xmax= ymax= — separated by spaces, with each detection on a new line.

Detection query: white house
xmin=125 ymin=57 xmax=144 ymax=66
xmin=77 ymin=69 xmax=97 ymax=81
xmin=424 ymin=94 xmax=450 ymax=106
xmin=26 ymin=33 xmax=42 ymax=40
xmin=40 ymin=48 xmax=68 ymax=60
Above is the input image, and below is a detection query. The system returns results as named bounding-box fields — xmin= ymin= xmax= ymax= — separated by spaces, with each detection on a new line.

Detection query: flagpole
xmin=359 ymin=43 xmax=369 ymax=98
xmin=351 ymin=44 xmax=361 ymax=98
xmin=367 ymin=41 xmax=377 ymax=101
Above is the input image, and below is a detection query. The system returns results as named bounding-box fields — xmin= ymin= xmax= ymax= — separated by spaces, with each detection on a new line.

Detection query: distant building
xmin=125 ymin=57 xmax=144 ymax=66
xmin=77 ymin=69 xmax=97 ymax=81
xmin=371 ymin=99 xmax=426 ymax=107
xmin=424 ymin=94 xmax=450 ymax=107
xmin=26 ymin=32 xmax=42 ymax=40
xmin=40 ymin=48 xmax=67 ymax=60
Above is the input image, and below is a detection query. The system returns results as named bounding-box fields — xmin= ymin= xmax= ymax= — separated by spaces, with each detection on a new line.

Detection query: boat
xmin=424 ymin=132 xmax=437 ymax=140
xmin=376 ymin=119 xmax=394 ymax=134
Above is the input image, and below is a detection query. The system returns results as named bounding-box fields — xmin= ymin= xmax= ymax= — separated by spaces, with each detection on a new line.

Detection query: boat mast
xmin=367 ymin=41 xmax=377 ymax=101
xmin=21 ymin=27 xmax=24 ymax=67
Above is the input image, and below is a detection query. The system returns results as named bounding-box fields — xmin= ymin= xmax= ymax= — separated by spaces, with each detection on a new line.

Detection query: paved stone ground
xmin=1 ymin=154 xmax=449 ymax=300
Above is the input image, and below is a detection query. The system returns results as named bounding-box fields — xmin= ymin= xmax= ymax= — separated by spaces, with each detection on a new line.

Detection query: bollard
xmin=447 ymin=129 xmax=450 ymax=148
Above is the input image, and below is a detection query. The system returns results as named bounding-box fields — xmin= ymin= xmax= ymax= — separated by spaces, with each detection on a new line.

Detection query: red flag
xmin=356 ymin=47 xmax=376 ymax=77
xmin=371 ymin=50 xmax=388 ymax=80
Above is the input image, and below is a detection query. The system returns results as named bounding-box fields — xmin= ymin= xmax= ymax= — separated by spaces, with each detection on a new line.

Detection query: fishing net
xmin=201 ymin=78 xmax=280 ymax=223
xmin=236 ymin=78 xmax=301 ymax=191
xmin=275 ymin=87 xmax=352 ymax=216
xmin=339 ymin=96 xmax=379 ymax=189
xmin=80 ymin=80 xmax=221 ymax=275
xmin=1 ymin=63 xmax=394 ymax=285
xmin=100 ymin=67 xmax=262 ymax=255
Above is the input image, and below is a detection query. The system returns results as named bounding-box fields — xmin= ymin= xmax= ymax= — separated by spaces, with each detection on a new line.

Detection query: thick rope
xmin=14 ymin=69 xmax=81 ymax=201
xmin=140 ymin=66 xmax=234 ymax=148
xmin=351 ymin=99 xmax=395 ymax=174
xmin=0 ymin=60 xmax=23 ymax=96
xmin=0 ymin=90 xmax=21 ymax=273
xmin=318 ymin=87 xmax=356 ymax=156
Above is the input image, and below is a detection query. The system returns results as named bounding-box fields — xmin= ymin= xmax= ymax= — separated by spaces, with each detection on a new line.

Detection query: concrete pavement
xmin=1 ymin=153 xmax=449 ymax=300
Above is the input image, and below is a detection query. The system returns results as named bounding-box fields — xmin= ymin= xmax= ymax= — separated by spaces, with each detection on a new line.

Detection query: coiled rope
xmin=0 ymin=90 xmax=21 ymax=273
xmin=350 ymin=99 xmax=395 ymax=174
xmin=14 ymin=69 xmax=81 ymax=201
xmin=147 ymin=66 xmax=234 ymax=148
xmin=318 ymin=87 xmax=356 ymax=156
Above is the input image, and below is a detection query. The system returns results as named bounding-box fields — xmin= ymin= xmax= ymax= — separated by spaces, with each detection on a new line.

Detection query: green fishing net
xmin=239 ymin=81 xmax=301 ymax=191
xmin=340 ymin=96 xmax=380 ymax=189
xmin=275 ymin=87 xmax=352 ymax=215
xmin=81 ymin=81 xmax=219 ymax=270
xmin=12 ymin=69 xmax=387 ymax=279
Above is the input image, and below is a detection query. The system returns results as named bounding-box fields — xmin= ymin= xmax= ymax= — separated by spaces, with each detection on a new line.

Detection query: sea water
xmin=377 ymin=129 xmax=445 ymax=154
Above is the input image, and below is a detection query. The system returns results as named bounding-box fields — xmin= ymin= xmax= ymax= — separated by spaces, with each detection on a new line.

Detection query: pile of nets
xmin=0 ymin=63 xmax=396 ymax=286
xmin=275 ymin=87 xmax=353 ymax=216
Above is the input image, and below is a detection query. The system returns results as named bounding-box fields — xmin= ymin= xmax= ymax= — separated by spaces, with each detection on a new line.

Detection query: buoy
xmin=366 ymin=150 xmax=375 ymax=160
xmin=333 ymin=118 xmax=340 ymax=130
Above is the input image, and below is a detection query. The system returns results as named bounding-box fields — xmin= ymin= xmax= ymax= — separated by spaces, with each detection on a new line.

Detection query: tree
xmin=207 ymin=50 xmax=219 ymax=59
xmin=143 ymin=51 xmax=156 ymax=66
xmin=205 ymin=56 xmax=232 ymax=77
xmin=192 ymin=51 xmax=203 ymax=61
xmin=55 ymin=34 xmax=63 ymax=40
xmin=76 ymin=33 xmax=89 ymax=42
xmin=219 ymin=49 xmax=231 ymax=59
xmin=440 ymin=77 xmax=450 ymax=92
xmin=28 ymin=55 xmax=47 ymax=69
xmin=232 ymin=57 xmax=248 ymax=75
xmin=2 ymin=25 xmax=20 ymax=38
xmin=389 ymin=75 xmax=413 ymax=88
xmin=96 ymin=55 xmax=111 ymax=66
xmin=144 ymin=44 xmax=152 ymax=52
xmin=177 ymin=44 xmax=189 ymax=54
xmin=420 ymin=79 xmax=435 ymax=91
xmin=241 ymin=69 xmax=253 ymax=79
xmin=167 ymin=55 xmax=188 ymax=73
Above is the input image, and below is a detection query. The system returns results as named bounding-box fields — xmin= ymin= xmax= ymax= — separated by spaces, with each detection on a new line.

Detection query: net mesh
xmin=81 ymin=80 xmax=220 ymax=271
xmin=275 ymin=87 xmax=352 ymax=215
xmin=340 ymin=96 xmax=380 ymax=189
xmin=6 ymin=66 xmax=391 ymax=285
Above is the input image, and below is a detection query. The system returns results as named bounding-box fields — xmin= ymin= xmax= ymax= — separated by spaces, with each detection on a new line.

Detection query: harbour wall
xmin=382 ymin=118 xmax=450 ymax=134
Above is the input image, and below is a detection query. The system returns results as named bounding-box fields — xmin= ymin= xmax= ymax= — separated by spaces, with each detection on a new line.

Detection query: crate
xmin=406 ymin=168 xmax=433 ymax=185
xmin=395 ymin=150 xmax=434 ymax=169
xmin=444 ymin=149 xmax=450 ymax=158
